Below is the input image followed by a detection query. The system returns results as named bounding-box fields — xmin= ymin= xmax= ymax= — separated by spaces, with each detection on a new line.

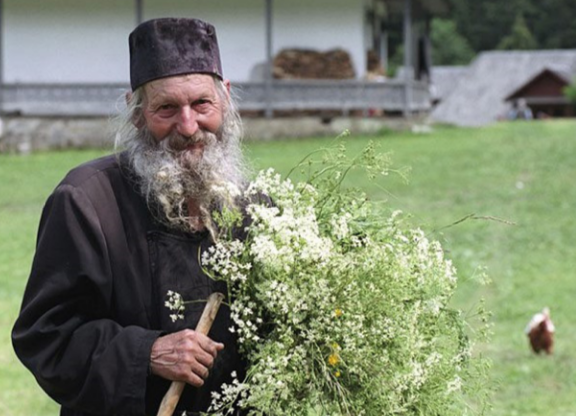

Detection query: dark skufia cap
xmin=129 ymin=17 xmax=223 ymax=91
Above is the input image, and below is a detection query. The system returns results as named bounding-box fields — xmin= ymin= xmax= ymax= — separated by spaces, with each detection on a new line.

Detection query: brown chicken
xmin=525 ymin=307 xmax=555 ymax=355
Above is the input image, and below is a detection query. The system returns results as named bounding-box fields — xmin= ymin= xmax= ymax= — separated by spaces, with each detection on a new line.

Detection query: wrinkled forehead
xmin=142 ymin=74 xmax=220 ymax=103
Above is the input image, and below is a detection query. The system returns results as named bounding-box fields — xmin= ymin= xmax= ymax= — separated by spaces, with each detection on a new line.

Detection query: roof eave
xmin=505 ymin=68 xmax=572 ymax=101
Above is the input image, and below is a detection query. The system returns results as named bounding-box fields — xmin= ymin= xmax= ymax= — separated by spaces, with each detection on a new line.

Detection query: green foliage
xmin=527 ymin=0 xmax=576 ymax=49
xmin=430 ymin=18 xmax=476 ymax=65
xmin=562 ymin=78 xmax=576 ymax=106
xmin=449 ymin=0 xmax=527 ymax=52
xmin=448 ymin=0 xmax=575 ymax=52
xmin=386 ymin=1 xmax=575 ymax=67
xmin=497 ymin=14 xmax=538 ymax=50
xmin=202 ymin=144 xmax=490 ymax=415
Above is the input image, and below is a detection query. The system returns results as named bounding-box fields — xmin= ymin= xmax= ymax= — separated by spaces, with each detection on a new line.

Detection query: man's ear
xmin=223 ymin=79 xmax=231 ymax=96
xmin=125 ymin=91 xmax=145 ymax=129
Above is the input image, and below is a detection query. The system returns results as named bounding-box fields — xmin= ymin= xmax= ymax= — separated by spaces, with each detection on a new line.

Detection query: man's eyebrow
xmin=147 ymin=89 xmax=217 ymax=107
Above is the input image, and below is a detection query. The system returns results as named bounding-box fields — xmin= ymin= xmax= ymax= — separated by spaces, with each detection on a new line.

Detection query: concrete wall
xmin=4 ymin=0 xmax=134 ymax=83
xmin=0 ymin=115 xmax=418 ymax=153
xmin=3 ymin=0 xmax=366 ymax=84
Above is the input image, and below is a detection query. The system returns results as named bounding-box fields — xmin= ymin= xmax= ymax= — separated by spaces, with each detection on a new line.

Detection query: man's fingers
xmin=186 ymin=357 xmax=213 ymax=387
xmin=193 ymin=347 xmax=216 ymax=369
xmin=189 ymin=360 xmax=210 ymax=380
xmin=196 ymin=336 xmax=225 ymax=357
xmin=150 ymin=329 xmax=224 ymax=384
xmin=186 ymin=371 xmax=205 ymax=387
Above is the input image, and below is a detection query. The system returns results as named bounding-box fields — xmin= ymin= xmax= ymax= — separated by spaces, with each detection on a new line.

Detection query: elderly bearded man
xmin=12 ymin=18 xmax=250 ymax=416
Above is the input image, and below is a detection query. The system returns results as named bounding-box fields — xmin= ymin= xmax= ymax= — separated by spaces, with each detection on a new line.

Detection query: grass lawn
xmin=1 ymin=119 xmax=575 ymax=415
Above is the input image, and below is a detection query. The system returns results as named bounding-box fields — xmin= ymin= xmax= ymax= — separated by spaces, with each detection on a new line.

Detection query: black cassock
xmin=12 ymin=153 xmax=245 ymax=416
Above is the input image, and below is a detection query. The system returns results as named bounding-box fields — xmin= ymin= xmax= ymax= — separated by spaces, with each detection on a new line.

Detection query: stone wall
xmin=0 ymin=117 xmax=117 ymax=153
xmin=0 ymin=115 xmax=422 ymax=153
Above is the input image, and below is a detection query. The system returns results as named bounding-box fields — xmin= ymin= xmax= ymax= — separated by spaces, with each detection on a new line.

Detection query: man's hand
xmin=150 ymin=329 xmax=224 ymax=387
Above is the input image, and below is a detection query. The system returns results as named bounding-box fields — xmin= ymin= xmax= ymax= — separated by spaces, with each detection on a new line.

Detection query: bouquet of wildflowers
xmin=173 ymin=142 xmax=490 ymax=415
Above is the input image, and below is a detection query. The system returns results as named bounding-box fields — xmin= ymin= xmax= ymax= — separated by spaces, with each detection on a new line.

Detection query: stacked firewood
xmin=273 ymin=48 xmax=355 ymax=79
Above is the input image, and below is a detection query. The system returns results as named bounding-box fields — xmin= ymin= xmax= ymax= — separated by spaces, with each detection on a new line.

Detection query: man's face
xmin=125 ymin=72 xmax=245 ymax=234
xmin=141 ymin=74 xmax=228 ymax=160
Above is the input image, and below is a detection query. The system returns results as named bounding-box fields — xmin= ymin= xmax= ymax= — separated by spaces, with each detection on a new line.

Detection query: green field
xmin=1 ymin=120 xmax=575 ymax=415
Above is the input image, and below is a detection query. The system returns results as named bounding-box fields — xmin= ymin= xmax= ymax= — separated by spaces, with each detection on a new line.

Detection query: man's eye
xmin=159 ymin=104 xmax=176 ymax=111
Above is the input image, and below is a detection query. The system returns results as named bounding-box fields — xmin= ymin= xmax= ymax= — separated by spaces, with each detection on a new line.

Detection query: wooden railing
xmin=0 ymin=80 xmax=431 ymax=116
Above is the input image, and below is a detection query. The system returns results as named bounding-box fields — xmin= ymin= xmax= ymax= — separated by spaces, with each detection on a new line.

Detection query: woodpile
xmin=273 ymin=48 xmax=355 ymax=80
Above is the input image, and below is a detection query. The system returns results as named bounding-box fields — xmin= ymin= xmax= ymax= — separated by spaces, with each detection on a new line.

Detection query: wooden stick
xmin=156 ymin=292 xmax=225 ymax=416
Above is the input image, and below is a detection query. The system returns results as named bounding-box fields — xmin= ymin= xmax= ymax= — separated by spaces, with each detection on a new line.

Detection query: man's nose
xmin=176 ymin=107 xmax=199 ymax=137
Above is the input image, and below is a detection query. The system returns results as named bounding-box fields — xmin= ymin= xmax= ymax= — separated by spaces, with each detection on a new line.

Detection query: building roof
xmin=545 ymin=64 xmax=574 ymax=83
xmin=504 ymin=66 xmax=573 ymax=101
xmin=430 ymin=65 xmax=468 ymax=102
xmin=430 ymin=50 xmax=576 ymax=126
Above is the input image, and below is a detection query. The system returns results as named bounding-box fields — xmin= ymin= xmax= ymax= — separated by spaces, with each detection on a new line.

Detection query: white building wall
xmin=3 ymin=0 xmax=366 ymax=84
xmin=4 ymin=0 xmax=134 ymax=83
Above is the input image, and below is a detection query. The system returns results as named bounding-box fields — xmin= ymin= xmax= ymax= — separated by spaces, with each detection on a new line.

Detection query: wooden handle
xmin=156 ymin=292 xmax=225 ymax=416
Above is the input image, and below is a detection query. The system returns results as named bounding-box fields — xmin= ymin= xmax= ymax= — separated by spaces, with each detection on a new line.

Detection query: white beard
xmin=124 ymin=109 xmax=247 ymax=236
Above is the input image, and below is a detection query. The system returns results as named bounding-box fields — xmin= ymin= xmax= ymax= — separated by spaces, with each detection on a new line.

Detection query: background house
xmin=431 ymin=50 xmax=576 ymax=126
xmin=505 ymin=66 xmax=575 ymax=118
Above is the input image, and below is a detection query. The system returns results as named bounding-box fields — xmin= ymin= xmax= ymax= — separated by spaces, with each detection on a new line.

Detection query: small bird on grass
xmin=525 ymin=307 xmax=555 ymax=355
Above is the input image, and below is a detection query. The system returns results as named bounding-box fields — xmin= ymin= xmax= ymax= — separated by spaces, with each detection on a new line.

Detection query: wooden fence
xmin=0 ymin=79 xmax=431 ymax=117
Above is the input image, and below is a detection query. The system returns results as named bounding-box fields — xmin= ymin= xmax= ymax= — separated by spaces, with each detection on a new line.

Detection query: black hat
xmin=129 ymin=17 xmax=223 ymax=91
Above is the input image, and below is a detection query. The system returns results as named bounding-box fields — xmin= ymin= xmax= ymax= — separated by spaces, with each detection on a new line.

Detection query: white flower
xmin=446 ymin=376 xmax=462 ymax=394
xmin=329 ymin=212 xmax=352 ymax=240
xmin=165 ymin=291 xmax=185 ymax=321
xmin=170 ymin=160 xmax=487 ymax=415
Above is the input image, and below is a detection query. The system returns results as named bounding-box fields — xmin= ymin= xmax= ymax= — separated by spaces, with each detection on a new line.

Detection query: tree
xmin=497 ymin=14 xmax=538 ymax=50
xmin=449 ymin=0 xmax=527 ymax=52
xmin=448 ymin=0 xmax=541 ymax=51
xmin=430 ymin=18 xmax=475 ymax=65
xmin=562 ymin=78 xmax=576 ymax=109
xmin=530 ymin=0 xmax=576 ymax=49
xmin=448 ymin=0 xmax=576 ymax=53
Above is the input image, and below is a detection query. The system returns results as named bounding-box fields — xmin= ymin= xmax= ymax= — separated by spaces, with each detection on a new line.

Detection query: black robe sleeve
xmin=12 ymin=182 xmax=161 ymax=416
